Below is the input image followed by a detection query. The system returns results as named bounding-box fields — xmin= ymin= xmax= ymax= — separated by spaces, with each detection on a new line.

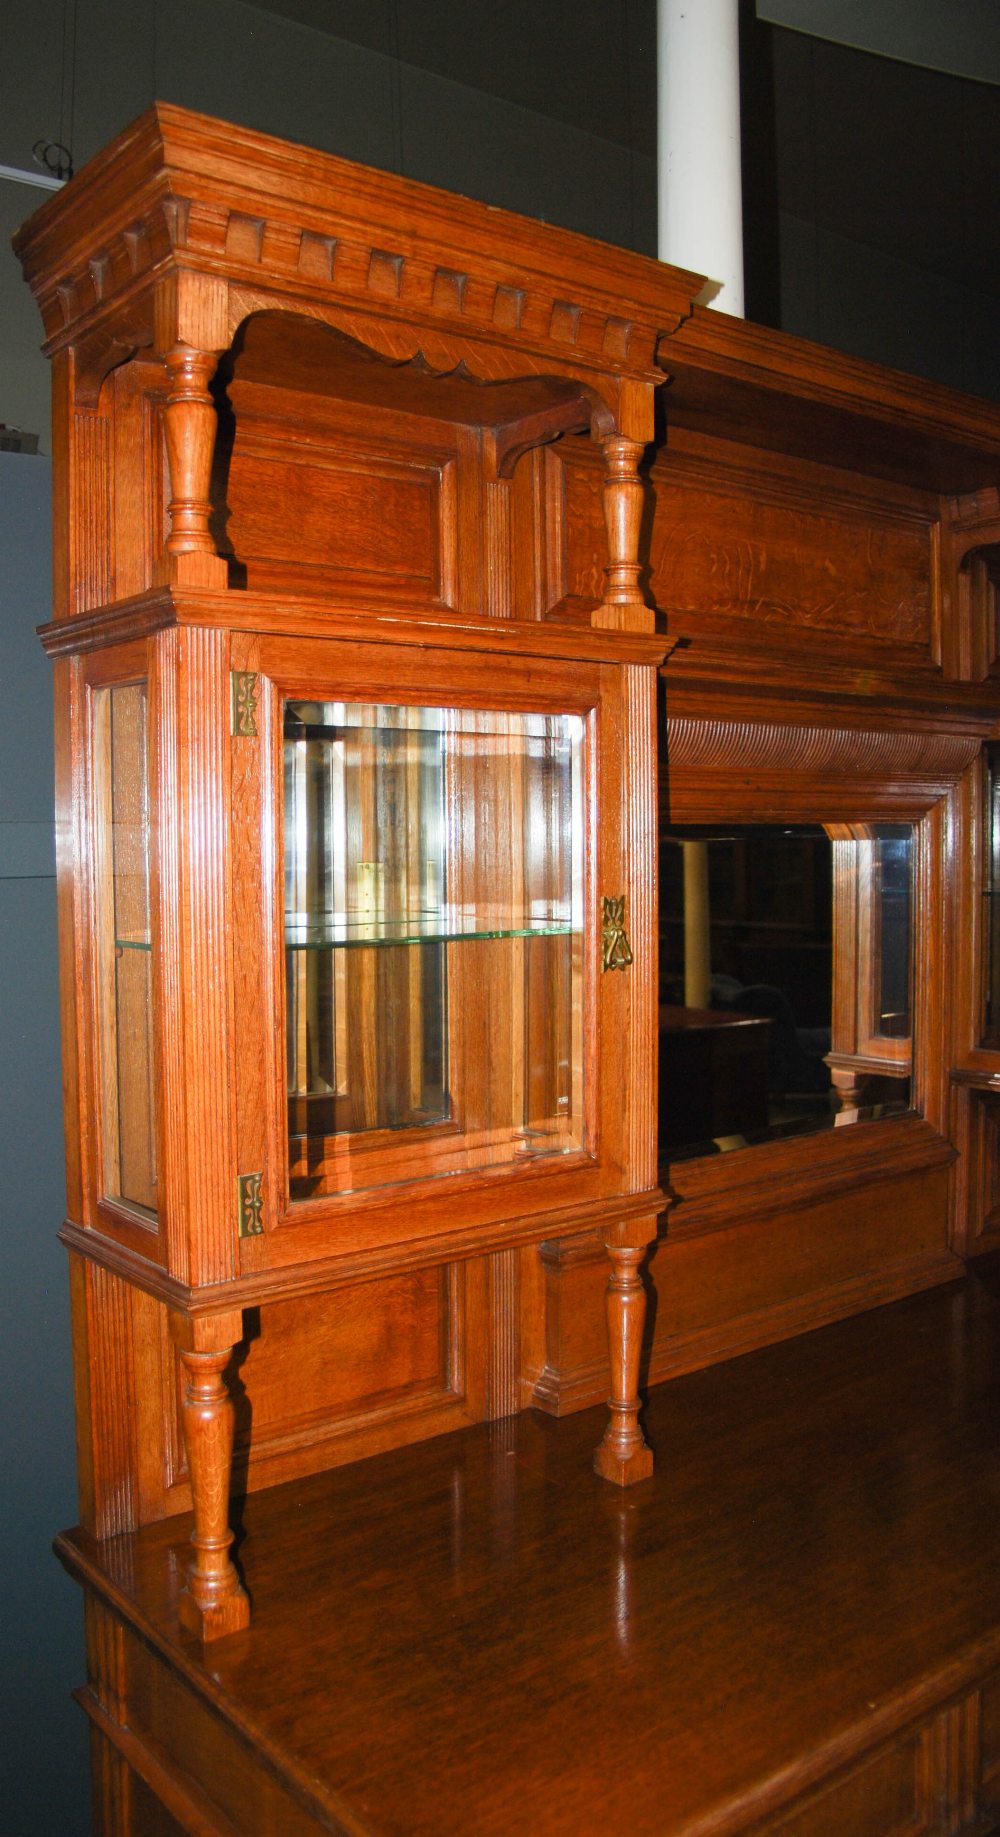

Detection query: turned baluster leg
xmin=596 ymin=434 xmax=648 ymax=629
xmin=155 ymin=339 xmax=228 ymax=591
xmin=170 ymin=1312 xmax=250 ymax=1641
xmin=594 ymin=1235 xmax=654 ymax=1487
xmin=829 ymin=1065 xmax=871 ymax=1112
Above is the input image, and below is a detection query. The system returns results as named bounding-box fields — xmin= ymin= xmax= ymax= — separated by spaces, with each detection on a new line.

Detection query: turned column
xmin=170 ymin=1310 xmax=250 ymax=1641
xmin=594 ymin=1228 xmax=654 ymax=1486
xmin=154 ymin=272 xmax=229 ymax=590
xmin=829 ymin=1065 xmax=873 ymax=1114
xmin=159 ymin=346 xmax=228 ymax=587
xmin=596 ymin=434 xmax=649 ymax=630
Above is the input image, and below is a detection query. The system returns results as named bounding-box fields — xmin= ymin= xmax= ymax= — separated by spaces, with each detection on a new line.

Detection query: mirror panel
xmin=660 ymin=823 xmax=914 ymax=1163
xmin=984 ymin=743 xmax=1000 ymax=1044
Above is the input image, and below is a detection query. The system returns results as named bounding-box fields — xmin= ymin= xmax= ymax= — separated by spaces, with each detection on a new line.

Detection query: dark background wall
xmin=1 ymin=6 xmax=998 ymax=1833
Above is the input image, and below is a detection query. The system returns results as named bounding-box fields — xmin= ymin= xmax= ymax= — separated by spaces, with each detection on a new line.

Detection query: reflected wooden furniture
xmin=825 ymin=823 xmax=913 ymax=1109
xmin=658 ymin=1004 xmax=771 ymax=1151
xmin=15 ymin=102 xmax=1000 ymax=1835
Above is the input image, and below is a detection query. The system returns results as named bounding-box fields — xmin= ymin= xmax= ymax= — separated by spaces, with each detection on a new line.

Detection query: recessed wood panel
xmin=558 ymin=443 xmax=934 ymax=652
xmin=658 ymin=1163 xmax=950 ymax=1342
xmin=235 ymin=1269 xmax=450 ymax=1452
xmin=762 ymin=1732 xmax=922 ymax=1836
xmin=526 ymin=1163 xmax=954 ymax=1414
xmin=981 ymin=1671 xmax=1000 ymax=1796
xmin=225 ymin=439 xmax=450 ymax=602
xmin=133 ymin=1264 xmax=480 ymax=1522
xmin=125 ymin=1634 xmax=320 ymax=1837
xmin=649 ymin=477 xmax=932 ymax=648
xmin=972 ymin=1092 xmax=1000 ymax=1246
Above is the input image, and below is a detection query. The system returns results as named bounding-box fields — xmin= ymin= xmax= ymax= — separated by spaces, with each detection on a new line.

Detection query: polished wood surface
xmin=15 ymin=106 xmax=1000 ymax=1826
xmin=60 ymin=1273 xmax=1000 ymax=1834
xmin=17 ymin=103 xmax=678 ymax=1645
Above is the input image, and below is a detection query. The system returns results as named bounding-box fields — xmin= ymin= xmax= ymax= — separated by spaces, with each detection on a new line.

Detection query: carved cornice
xmin=15 ymin=103 xmax=703 ymax=392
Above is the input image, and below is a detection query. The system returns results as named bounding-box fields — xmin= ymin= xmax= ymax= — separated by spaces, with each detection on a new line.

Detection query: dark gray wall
xmin=3 ymin=2 xmax=1000 ymax=453
xmin=0 ymin=454 xmax=89 ymax=1834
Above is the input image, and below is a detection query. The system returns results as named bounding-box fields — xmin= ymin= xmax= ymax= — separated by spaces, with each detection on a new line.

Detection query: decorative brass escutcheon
xmin=230 ymin=671 xmax=259 ymax=738
xmin=237 ymin=1171 xmax=265 ymax=1237
xmin=601 ymin=895 xmax=633 ymax=972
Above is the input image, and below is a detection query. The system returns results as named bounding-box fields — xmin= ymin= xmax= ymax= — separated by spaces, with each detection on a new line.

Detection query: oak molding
xmin=58 ymin=1184 xmax=667 ymax=1321
xmin=14 ymin=102 xmax=703 ymax=393
xmin=662 ymin=1114 xmax=956 ymax=1241
xmin=38 ymin=586 xmax=675 ymax=667
xmin=952 ymin=1064 xmax=1000 ymax=1093
xmin=658 ymin=306 xmax=1000 ymax=492
xmin=72 ymin=1689 xmax=263 ymax=1837
xmin=949 ymin=486 xmax=1000 ymax=534
xmin=658 ymin=624 xmax=1000 ymax=719
xmin=660 ymin=709 xmax=985 ymax=819
xmin=665 ymin=713 xmax=980 ymax=783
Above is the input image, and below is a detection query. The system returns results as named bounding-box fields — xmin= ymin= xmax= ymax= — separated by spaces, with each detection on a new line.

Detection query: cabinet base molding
xmin=524 ymin=1170 xmax=960 ymax=1417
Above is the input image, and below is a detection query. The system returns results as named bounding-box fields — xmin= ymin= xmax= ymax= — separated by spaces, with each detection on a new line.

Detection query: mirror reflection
xmin=659 ymin=823 xmax=914 ymax=1163
xmin=983 ymin=743 xmax=1000 ymax=1044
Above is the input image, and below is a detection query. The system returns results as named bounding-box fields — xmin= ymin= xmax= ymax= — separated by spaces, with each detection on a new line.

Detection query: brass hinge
xmin=231 ymin=671 xmax=259 ymax=738
xmin=237 ymin=1171 xmax=265 ymax=1237
xmin=601 ymin=894 xmax=633 ymax=972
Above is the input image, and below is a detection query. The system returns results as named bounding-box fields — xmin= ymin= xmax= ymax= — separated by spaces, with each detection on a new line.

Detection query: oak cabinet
xmin=17 ymin=97 xmax=1000 ymax=1837
xmin=15 ymin=102 xmax=695 ymax=1640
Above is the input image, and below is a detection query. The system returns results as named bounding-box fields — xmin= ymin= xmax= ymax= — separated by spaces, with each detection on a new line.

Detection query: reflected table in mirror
xmin=659 ymin=1004 xmax=772 ymax=1153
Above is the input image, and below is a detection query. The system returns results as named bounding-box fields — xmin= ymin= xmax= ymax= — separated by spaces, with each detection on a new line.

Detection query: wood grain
xmin=56 ymin=1274 xmax=1000 ymax=1834
xmin=18 ymin=102 xmax=1000 ymax=1711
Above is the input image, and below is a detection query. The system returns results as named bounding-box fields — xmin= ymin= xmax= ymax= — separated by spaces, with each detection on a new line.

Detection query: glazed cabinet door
xmin=229 ymin=632 xmax=648 ymax=1271
xmin=76 ymin=638 xmax=166 ymax=1265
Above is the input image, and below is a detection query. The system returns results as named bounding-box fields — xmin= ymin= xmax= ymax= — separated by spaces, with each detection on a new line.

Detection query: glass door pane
xmin=93 ymin=682 xmax=157 ymax=1214
xmin=284 ymin=701 xmax=585 ymax=1199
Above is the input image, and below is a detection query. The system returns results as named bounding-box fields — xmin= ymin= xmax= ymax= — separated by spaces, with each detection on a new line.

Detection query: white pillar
xmin=657 ymin=0 xmax=745 ymax=316
xmin=658 ymin=0 xmax=743 ymax=1012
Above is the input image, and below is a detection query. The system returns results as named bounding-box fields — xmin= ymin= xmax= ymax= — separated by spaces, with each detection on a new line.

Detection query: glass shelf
xmin=285 ymin=914 xmax=577 ymax=950
xmin=283 ymin=696 xmax=585 ymax=1197
xmin=115 ymin=937 xmax=151 ymax=952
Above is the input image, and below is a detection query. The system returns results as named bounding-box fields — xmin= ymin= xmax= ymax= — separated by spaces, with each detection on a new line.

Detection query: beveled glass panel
xmin=284 ymin=701 xmax=585 ymax=1199
xmin=93 ymin=682 xmax=157 ymax=1213
xmin=871 ymin=826 xmax=912 ymax=1040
